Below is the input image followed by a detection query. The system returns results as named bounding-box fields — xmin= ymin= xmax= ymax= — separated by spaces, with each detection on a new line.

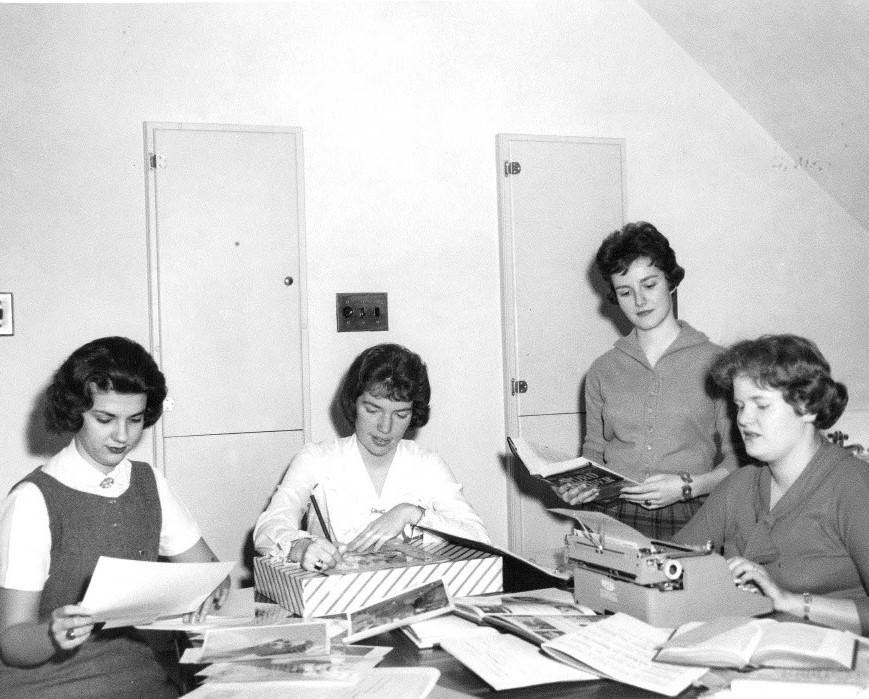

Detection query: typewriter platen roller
xmin=551 ymin=509 xmax=773 ymax=627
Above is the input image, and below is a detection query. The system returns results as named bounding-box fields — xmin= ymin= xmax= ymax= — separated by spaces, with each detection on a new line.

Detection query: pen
xmin=310 ymin=493 xmax=333 ymax=543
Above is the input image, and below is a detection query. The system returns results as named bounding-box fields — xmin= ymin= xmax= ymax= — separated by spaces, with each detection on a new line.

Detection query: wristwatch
xmin=679 ymin=472 xmax=693 ymax=501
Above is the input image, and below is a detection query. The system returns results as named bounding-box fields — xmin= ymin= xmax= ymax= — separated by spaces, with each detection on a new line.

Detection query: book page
xmin=506 ymin=436 xmax=579 ymax=478
xmin=655 ymin=616 xmax=760 ymax=668
xmin=440 ymin=631 xmax=599 ymax=691
xmin=542 ymin=613 xmax=707 ymax=697
xmin=752 ymin=622 xmax=856 ymax=669
xmin=402 ymin=614 xmax=493 ymax=648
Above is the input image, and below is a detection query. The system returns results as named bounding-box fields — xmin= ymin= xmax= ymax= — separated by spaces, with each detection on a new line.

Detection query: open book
xmin=507 ymin=436 xmax=640 ymax=502
xmin=654 ymin=616 xmax=857 ymax=670
xmin=454 ymin=588 xmax=597 ymax=645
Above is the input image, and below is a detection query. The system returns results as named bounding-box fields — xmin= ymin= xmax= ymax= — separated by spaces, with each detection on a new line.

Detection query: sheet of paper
xmin=81 ymin=556 xmax=235 ymax=628
xmin=542 ymin=613 xmax=707 ymax=697
xmin=183 ymin=667 xmax=440 ymax=699
xmin=402 ymin=614 xmax=493 ymax=648
xmin=440 ymin=630 xmax=599 ymax=691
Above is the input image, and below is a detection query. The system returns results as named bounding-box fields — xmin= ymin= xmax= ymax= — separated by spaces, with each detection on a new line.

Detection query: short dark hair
xmin=709 ymin=334 xmax=848 ymax=430
xmin=595 ymin=221 xmax=685 ymax=301
xmin=339 ymin=344 xmax=431 ymax=429
xmin=45 ymin=336 xmax=168 ymax=433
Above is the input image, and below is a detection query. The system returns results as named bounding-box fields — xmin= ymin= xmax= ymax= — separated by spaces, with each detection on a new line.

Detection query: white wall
xmin=2 ymin=2 xmax=868 ymax=547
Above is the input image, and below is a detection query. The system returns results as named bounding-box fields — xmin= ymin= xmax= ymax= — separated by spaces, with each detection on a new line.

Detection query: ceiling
xmin=636 ymin=0 xmax=869 ymax=232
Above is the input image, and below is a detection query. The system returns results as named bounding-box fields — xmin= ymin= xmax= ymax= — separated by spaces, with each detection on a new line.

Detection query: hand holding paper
xmin=81 ymin=556 xmax=236 ymax=628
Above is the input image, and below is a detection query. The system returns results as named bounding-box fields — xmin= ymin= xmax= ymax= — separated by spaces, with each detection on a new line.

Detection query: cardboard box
xmin=254 ymin=538 xmax=503 ymax=618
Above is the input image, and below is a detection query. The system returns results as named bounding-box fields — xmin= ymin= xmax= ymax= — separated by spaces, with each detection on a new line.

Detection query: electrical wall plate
xmin=0 ymin=293 xmax=13 ymax=336
xmin=336 ymin=292 xmax=388 ymax=332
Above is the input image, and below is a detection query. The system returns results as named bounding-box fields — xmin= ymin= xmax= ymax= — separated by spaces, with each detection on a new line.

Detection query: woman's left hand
xmin=619 ymin=473 xmax=685 ymax=509
xmin=346 ymin=504 xmax=424 ymax=552
xmin=185 ymin=575 xmax=232 ymax=624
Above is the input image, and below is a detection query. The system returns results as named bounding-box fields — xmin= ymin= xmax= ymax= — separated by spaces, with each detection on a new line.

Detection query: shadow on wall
xmin=26 ymin=382 xmax=69 ymax=459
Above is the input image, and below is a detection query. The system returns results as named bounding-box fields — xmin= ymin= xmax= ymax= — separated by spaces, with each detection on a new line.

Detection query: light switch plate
xmin=336 ymin=292 xmax=388 ymax=332
xmin=0 ymin=293 xmax=13 ymax=336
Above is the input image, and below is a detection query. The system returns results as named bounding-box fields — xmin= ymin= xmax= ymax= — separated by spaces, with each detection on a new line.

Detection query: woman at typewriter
xmin=555 ymin=222 xmax=739 ymax=539
xmin=676 ymin=334 xmax=869 ymax=634
xmin=254 ymin=343 xmax=489 ymax=573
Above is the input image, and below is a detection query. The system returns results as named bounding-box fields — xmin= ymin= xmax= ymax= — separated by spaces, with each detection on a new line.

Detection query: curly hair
xmin=595 ymin=221 xmax=685 ymax=300
xmin=45 ymin=336 xmax=168 ymax=433
xmin=339 ymin=344 xmax=431 ymax=429
xmin=709 ymin=334 xmax=848 ymax=430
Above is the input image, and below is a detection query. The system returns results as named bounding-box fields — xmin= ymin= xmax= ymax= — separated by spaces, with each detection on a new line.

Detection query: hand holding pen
xmin=296 ymin=536 xmax=346 ymax=572
xmin=294 ymin=493 xmax=345 ymax=572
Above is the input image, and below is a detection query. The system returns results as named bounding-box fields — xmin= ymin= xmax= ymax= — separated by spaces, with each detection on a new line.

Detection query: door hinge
xmin=149 ymin=153 xmax=168 ymax=170
xmin=504 ymin=160 xmax=521 ymax=177
xmin=511 ymin=379 xmax=528 ymax=395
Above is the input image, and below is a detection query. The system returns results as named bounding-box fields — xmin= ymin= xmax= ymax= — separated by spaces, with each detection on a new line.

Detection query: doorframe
xmin=142 ymin=122 xmax=311 ymax=472
xmin=496 ymin=133 xmax=626 ymax=550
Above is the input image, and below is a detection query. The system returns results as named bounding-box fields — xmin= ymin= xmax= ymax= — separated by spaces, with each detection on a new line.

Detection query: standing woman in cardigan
xmin=554 ymin=222 xmax=739 ymax=539
xmin=0 ymin=337 xmax=229 ymax=698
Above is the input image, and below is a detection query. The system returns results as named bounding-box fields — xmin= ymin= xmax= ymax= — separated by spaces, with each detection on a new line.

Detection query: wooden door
xmin=498 ymin=135 xmax=625 ymax=556
xmin=145 ymin=123 xmax=309 ymax=583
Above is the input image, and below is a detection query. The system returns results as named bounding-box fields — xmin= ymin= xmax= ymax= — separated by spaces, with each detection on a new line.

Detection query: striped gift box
xmin=254 ymin=539 xmax=503 ymax=617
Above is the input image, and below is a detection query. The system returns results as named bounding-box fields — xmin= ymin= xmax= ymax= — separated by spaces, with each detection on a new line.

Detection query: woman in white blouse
xmin=254 ymin=343 xmax=489 ymax=572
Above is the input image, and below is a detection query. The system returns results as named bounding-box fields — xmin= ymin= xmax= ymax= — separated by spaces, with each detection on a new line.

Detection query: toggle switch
xmin=336 ymin=293 xmax=388 ymax=332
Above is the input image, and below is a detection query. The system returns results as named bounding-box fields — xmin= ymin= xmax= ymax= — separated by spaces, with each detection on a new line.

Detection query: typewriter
xmin=553 ymin=509 xmax=774 ymax=627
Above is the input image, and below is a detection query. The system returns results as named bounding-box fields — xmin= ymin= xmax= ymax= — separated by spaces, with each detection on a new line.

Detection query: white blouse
xmin=253 ymin=435 xmax=490 ymax=555
xmin=0 ymin=440 xmax=202 ymax=591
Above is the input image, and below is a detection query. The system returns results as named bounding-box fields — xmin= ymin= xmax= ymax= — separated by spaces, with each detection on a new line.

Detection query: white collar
xmin=41 ymin=440 xmax=132 ymax=496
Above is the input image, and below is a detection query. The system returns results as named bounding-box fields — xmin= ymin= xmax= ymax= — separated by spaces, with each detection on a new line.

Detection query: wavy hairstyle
xmin=45 ymin=336 xmax=168 ymax=433
xmin=339 ymin=344 xmax=431 ymax=429
xmin=595 ymin=221 xmax=685 ymax=301
xmin=709 ymin=334 xmax=848 ymax=430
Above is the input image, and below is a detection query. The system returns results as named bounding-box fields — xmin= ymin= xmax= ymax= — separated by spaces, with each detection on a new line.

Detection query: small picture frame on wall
xmin=0 ymin=293 xmax=13 ymax=336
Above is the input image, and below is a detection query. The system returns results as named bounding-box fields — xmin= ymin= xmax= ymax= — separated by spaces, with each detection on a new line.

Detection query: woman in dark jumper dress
xmin=0 ymin=337 xmax=230 ymax=698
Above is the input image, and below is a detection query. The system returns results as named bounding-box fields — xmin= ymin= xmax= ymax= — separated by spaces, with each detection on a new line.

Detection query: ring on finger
xmin=66 ymin=629 xmax=76 ymax=640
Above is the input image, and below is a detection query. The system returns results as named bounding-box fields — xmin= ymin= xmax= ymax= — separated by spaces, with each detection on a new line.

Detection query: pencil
xmin=310 ymin=493 xmax=333 ymax=543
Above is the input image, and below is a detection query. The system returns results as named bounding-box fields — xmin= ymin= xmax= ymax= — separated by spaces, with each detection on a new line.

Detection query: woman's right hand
xmin=49 ymin=605 xmax=94 ymax=651
xmin=554 ymin=482 xmax=600 ymax=505
xmin=294 ymin=537 xmax=346 ymax=572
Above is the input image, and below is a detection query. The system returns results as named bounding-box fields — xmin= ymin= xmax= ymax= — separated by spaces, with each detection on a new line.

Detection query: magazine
xmin=453 ymin=587 xmax=592 ymax=624
xmin=483 ymin=613 xmax=600 ymax=645
xmin=507 ymin=436 xmax=640 ymax=502
xmin=452 ymin=588 xmax=598 ymax=646
xmin=654 ymin=616 xmax=857 ymax=670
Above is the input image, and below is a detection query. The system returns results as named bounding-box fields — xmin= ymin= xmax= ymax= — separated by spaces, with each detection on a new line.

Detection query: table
xmin=361 ymin=627 xmax=701 ymax=699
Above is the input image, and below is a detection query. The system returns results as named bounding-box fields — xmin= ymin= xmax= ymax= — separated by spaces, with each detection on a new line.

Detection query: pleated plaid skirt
xmin=583 ymin=497 xmax=707 ymax=541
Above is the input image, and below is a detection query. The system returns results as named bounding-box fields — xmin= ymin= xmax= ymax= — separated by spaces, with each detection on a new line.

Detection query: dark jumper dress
xmin=0 ymin=462 xmax=179 ymax=699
